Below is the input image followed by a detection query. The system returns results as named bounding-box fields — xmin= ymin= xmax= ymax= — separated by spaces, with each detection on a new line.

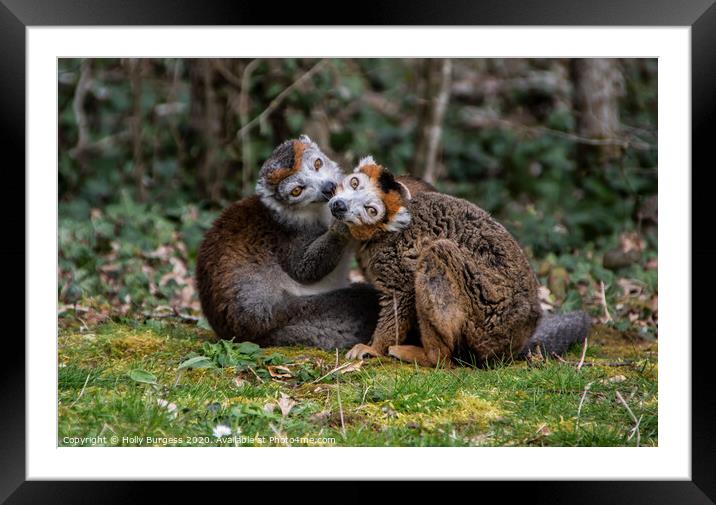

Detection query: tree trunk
xmin=410 ymin=58 xmax=452 ymax=184
xmin=570 ymin=58 xmax=625 ymax=168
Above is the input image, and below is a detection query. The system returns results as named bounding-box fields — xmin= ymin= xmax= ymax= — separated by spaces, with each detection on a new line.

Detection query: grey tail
xmin=518 ymin=311 xmax=592 ymax=359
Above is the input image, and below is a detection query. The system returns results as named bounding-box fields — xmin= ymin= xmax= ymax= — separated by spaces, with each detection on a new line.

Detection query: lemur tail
xmin=518 ymin=311 xmax=592 ymax=359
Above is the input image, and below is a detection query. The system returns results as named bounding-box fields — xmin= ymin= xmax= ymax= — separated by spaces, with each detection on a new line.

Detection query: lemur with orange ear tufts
xmin=329 ymin=157 xmax=590 ymax=367
xmin=195 ymin=136 xmax=379 ymax=349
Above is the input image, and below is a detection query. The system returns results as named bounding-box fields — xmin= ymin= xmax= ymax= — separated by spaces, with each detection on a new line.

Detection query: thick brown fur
xmin=348 ymin=167 xmax=542 ymax=367
xmin=196 ymin=137 xmax=380 ymax=349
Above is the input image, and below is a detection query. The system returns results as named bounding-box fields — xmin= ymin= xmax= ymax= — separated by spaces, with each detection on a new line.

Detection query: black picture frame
xmin=2 ymin=0 xmax=712 ymax=502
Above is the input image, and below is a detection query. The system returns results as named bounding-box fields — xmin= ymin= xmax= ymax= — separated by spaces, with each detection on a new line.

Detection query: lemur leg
xmin=259 ymin=283 xmax=380 ymax=350
xmin=346 ymin=291 xmax=415 ymax=360
xmin=406 ymin=239 xmax=468 ymax=367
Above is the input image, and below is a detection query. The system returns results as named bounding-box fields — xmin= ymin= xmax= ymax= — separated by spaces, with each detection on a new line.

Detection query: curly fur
xmin=334 ymin=164 xmax=589 ymax=367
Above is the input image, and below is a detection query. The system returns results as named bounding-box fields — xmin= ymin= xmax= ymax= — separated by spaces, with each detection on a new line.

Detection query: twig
xmin=552 ymin=353 xmax=567 ymax=363
xmin=560 ymin=360 xmax=635 ymax=368
xmin=576 ymin=336 xmax=589 ymax=372
xmin=392 ymin=290 xmax=399 ymax=346
xmin=462 ymin=111 xmax=653 ymax=150
xmin=247 ymin=366 xmax=265 ymax=384
xmin=310 ymin=360 xmax=357 ymax=384
xmin=70 ymin=373 xmax=91 ymax=407
xmin=575 ymin=381 xmax=593 ymax=430
xmin=615 ymin=390 xmax=641 ymax=447
xmin=212 ymin=59 xmax=244 ymax=88
xmin=599 ymin=281 xmax=613 ymax=323
xmin=234 ymin=59 xmax=327 ymax=141
xmin=335 ymin=349 xmax=346 ymax=439
xmin=360 ymin=385 xmax=372 ymax=407
xmin=142 ymin=309 xmax=200 ymax=324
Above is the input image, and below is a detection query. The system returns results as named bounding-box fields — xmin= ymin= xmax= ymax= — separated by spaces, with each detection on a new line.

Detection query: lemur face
xmin=329 ymin=157 xmax=412 ymax=240
xmin=256 ymin=135 xmax=343 ymax=226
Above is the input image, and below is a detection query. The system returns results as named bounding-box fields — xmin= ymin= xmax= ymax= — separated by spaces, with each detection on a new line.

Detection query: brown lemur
xmin=195 ymin=135 xmax=380 ymax=349
xmin=328 ymin=157 xmax=591 ymax=367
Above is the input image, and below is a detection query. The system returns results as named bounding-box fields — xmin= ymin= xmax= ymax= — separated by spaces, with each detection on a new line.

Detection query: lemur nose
xmin=330 ymin=199 xmax=347 ymax=217
xmin=321 ymin=181 xmax=337 ymax=199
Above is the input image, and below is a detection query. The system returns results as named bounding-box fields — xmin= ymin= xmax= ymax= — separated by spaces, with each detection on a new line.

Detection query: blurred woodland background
xmin=58 ymin=58 xmax=658 ymax=339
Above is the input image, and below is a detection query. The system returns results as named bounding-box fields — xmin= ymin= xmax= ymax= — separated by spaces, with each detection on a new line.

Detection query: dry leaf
xmin=277 ymin=393 xmax=297 ymax=417
xmin=267 ymin=365 xmax=292 ymax=379
xmin=535 ymin=423 xmax=552 ymax=437
xmin=340 ymin=361 xmax=364 ymax=374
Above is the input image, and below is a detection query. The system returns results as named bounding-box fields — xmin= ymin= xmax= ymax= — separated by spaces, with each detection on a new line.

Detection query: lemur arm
xmin=281 ymin=222 xmax=352 ymax=284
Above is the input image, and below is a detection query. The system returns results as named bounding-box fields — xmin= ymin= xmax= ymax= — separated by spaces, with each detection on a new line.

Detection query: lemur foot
xmin=388 ymin=345 xmax=454 ymax=368
xmin=346 ymin=344 xmax=381 ymax=361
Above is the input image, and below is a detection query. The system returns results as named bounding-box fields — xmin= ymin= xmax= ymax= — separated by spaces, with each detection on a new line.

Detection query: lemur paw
xmin=346 ymin=344 xmax=381 ymax=361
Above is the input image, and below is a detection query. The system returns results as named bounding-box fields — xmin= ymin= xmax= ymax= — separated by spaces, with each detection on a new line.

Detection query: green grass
xmin=58 ymin=315 xmax=657 ymax=447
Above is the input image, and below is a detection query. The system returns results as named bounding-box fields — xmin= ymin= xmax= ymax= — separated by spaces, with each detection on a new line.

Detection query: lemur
xmin=195 ymin=135 xmax=380 ymax=349
xmin=328 ymin=158 xmax=591 ymax=367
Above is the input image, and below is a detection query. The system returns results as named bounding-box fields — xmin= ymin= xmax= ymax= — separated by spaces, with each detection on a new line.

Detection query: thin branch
xmin=560 ymin=360 xmax=635 ymax=368
xmin=70 ymin=373 xmax=91 ymax=407
xmin=576 ymin=336 xmax=589 ymax=372
xmin=335 ymin=349 xmax=346 ymax=439
xmin=212 ymin=59 xmax=244 ymax=88
xmin=575 ymin=381 xmax=593 ymax=430
xmin=309 ymin=360 xmax=357 ymax=384
xmin=462 ymin=110 xmax=653 ymax=150
xmin=247 ymin=366 xmax=265 ymax=384
xmin=392 ymin=290 xmax=399 ymax=346
xmin=599 ymin=281 xmax=613 ymax=323
xmin=615 ymin=390 xmax=641 ymax=447
xmin=233 ymin=59 xmax=328 ymax=142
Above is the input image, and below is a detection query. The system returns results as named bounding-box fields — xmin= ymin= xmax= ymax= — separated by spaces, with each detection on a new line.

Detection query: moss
xmin=58 ymin=318 xmax=658 ymax=447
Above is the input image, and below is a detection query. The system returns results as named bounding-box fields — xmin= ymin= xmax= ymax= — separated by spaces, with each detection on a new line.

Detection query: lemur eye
xmin=314 ymin=158 xmax=323 ymax=170
xmin=350 ymin=177 xmax=359 ymax=189
xmin=365 ymin=206 xmax=378 ymax=217
xmin=290 ymin=186 xmax=304 ymax=197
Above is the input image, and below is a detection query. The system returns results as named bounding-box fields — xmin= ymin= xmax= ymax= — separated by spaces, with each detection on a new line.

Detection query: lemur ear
xmin=384 ymin=206 xmax=411 ymax=232
xmin=355 ymin=155 xmax=375 ymax=171
xmin=397 ymin=181 xmax=412 ymax=201
xmin=298 ymin=134 xmax=313 ymax=145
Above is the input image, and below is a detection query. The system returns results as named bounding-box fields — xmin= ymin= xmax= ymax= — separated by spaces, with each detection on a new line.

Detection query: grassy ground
xmin=58 ymin=314 xmax=657 ymax=447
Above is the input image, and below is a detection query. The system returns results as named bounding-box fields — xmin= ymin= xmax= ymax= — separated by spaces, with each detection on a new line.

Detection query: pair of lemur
xmin=196 ymin=135 xmax=590 ymax=367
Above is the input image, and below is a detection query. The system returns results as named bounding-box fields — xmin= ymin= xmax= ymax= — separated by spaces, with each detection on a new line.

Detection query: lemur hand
xmin=346 ymin=343 xmax=382 ymax=361
xmin=329 ymin=221 xmax=351 ymax=238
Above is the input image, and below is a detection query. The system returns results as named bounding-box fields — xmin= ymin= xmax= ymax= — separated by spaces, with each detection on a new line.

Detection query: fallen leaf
xmin=267 ymin=365 xmax=292 ymax=379
xmin=340 ymin=361 xmax=363 ymax=374
xmin=535 ymin=423 xmax=552 ymax=437
xmin=277 ymin=393 xmax=297 ymax=417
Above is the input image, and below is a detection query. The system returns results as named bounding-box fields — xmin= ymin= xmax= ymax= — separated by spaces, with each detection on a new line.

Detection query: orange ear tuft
xmin=265 ymin=140 xmax=306 ymax=185
xmin=360 ymin=163 xmax=383 ymax=182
